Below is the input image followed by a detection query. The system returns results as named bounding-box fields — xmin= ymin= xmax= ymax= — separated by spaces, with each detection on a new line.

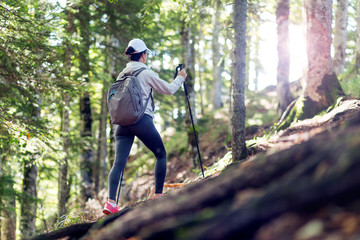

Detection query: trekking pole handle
xmin=174 ymin=64 xmax=183 ymax=79
xmin=176 ymin=64 xmax=190 ymax=97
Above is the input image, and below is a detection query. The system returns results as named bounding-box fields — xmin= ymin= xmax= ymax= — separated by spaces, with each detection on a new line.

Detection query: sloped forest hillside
xmin=31 ymin=99 xmax=360 ymax=240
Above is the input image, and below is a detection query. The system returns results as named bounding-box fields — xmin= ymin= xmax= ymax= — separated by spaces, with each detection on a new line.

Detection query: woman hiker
xmin=103 ymin=38 xmax=187 ymax=215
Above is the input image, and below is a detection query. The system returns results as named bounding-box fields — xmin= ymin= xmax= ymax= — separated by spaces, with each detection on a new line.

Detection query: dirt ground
xmin=123 ymin=99 xmax=360 ymax=202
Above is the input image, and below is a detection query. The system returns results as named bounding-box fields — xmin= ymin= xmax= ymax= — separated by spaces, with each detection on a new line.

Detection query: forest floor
xmin=163 ymin=98 xmax=360 ymax=188
xmin=40 ymin=97 xmax=360 ymax=240
xmin=76 ymin=97 xmax=360 ymax=240
xmin=81 ymin=99 xmax=360 ymax=240
xmin=249 ymin=98 xmax=360 ymax=153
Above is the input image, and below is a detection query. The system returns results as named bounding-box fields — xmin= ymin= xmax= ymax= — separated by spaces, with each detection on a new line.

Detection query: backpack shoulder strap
xmin=116 ymin=72 xmax=125 ymax=81
xmin=115 ymin=67 xmax=146 ymax=81
xmin=131 ymin=67 xmax=154 ymax=111
xmin=132 ymin=67 xmax=147 ymax=77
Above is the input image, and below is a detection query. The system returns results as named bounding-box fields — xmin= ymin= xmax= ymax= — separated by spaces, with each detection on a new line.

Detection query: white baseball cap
xmin=127 ymin=39 xmax=150 ymax=53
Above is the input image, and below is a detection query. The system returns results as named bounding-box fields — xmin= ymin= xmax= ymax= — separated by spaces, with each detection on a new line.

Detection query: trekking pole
xmin=175 ymin=64 xmax=205 ymax=178
xmin=116 ymin=171 xmax=124 ymax=205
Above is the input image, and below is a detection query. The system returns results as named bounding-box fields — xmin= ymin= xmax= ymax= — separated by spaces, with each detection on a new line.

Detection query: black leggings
xmin=108 ymin=114 xmax=166 ymax=201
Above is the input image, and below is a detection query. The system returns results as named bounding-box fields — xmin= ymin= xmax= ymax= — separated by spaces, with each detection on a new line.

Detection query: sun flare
xmin=250 ymin=17 xmax=307 ymax=91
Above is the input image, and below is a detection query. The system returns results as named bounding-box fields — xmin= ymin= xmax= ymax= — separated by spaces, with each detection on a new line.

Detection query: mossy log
xmin=32 ymin=115 xmax=360 ymax=240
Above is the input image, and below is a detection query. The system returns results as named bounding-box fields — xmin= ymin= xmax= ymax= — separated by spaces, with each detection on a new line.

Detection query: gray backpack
xmin=107 ymin=67 xmax=152 ymax=126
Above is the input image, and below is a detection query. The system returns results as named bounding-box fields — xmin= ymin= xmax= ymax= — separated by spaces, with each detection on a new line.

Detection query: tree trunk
xmin=212 ymin=0 xmax=223 ymax=110
xmin=278 ymin=0 xmax=344 ymax=129
xmin=181 ymin=16 xmax=199 ymax=168
xmin=276 ymin=0 xmax=293 ymax=117
xmin=333 ymin=0 xmax=348 ymax=75
xmin=355 ymin=0 xmax=360 ymax=72
xmin=303 ymin=0 xmax=344 ymax=116
xmin=58 ymin=0 xmax=74 ymax=217
xmin=20 ymin=158 xmax=38 ymax=239
xmin=197 ymin=26 xmax=205 ymax=115
xmin=94 ymin=87 xmax=107 ymax=193
xmin=78 ymin=1 xmax=93 ymax=205
xmin=1 ymin=181 xmax=16 ymax=240
xmin=231 ymin=0 xmax=247 ymax=161
xmin=59 ymin=93 xmax=70 ymax=217
xmin=80 ymin=91 xmax=94 ymax=204
xmin=20 ymin=93 xmax=40 ymax=240
xmin=1 ymin=154 xmax=16 ymax=240
xmin=95 ymin=70 xmax=109 ymax=193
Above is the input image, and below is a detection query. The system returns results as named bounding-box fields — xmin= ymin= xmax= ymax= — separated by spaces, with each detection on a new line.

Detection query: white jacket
xmin=122 ymin=61 xmax=185 ymax=118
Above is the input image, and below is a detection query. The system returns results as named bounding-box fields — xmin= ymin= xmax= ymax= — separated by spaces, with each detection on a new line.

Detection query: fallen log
xmin=30 ymin=223 xmax=94 ymax=240
xmin=81 ymin=115 xmax=360 ymax=240
xmin=30 ymin=207 xmax=131 ymax=240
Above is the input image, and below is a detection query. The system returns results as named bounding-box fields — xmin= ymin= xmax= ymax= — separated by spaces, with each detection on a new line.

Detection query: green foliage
xmin=339 ymin=74 xmax=360 ymax=98
xmin=289 ymin=0 xmax=304 ymax=25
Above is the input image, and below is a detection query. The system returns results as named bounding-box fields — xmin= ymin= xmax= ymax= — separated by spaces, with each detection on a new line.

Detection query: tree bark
xmin=355 ymin=0 xmax=360 ymax=72
xmin=276 ymin=0 xmax=293 ymax=117
xmin=1 ymin=183 xmax=16 ymax=240
xmin=78 ymin=0 xmax=94 ymax=205
xmin=303 ymin=0 xmax=344 ymax=116
xmin=20 ymin=93 xmax=40 ymax=240
xmin=231 ymin=0 xmax=247 ymax=161
xmin=80 ymin=91 xmax=94 ymax=205
xmin=197 ymin=26 xmax=205 ymax=115
xmin=59 ymin=92 xmax=70 ymax=217
xmin=1 ymin=158 xmax=16 ymax=240
xmin=212 ymin=0 xmax=223 ymax=110
xmin=20 ymin=159 xmax=38 ymax=240
xmin=58 ymin=0 xmax=74 ymax=217
xmin=94 ymin=46 xmax=110 ymax=193
xmin=333 ymin=0 xmax=348 ymax=75
xmin=94 ymin=85 xmax=107 ymax=194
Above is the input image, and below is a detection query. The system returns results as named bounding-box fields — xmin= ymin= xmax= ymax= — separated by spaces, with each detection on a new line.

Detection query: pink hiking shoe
xmin=152 ymin=193 xmax=164 ymax=199
xmin=103 ymin=202 xmax=119 ymax=215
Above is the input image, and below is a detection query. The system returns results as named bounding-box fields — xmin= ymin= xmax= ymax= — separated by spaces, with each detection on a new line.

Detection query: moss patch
xmin=277 ymin=96 xmax=306 ymax=130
